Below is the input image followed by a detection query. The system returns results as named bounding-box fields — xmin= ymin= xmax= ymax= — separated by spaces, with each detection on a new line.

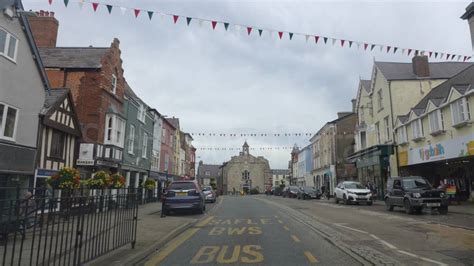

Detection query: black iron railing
xmin=0 ymin=187 xmax=138 ymax=266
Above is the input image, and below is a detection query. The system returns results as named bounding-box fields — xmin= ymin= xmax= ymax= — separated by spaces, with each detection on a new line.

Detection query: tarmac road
xmin=142 ymin=196 xmax=360 ymax=265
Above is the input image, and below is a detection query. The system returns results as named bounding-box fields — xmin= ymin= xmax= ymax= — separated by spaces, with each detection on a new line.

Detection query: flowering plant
xmin=110 ymin=173 xmax=126 ymax=188
xmin=84 ymin=171 xmax=111 ymax=189
xmin=144 ymin=179 xmax=156 ymax=190
xmin=46 ymin=167 xmax=81 ymax=189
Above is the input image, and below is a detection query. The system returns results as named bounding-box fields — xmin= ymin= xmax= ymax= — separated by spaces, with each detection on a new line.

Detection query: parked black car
xmin=384 ymin=176 xmax=448 ymax=214
xmin=297 ymin=186 xmax=321 ymax=200
xmin=273 ymin=186 xmax=284 ymax=196
xmin=282 ymin=186 xmax=300 ymax=198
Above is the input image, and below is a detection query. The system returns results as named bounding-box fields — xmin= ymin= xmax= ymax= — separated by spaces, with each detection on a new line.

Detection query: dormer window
xmin=412 ymin=119 xmax=424 ymax=141
xmin=111 ymin=74 xmax=117 ymax=94
xmin=137 ymin=104 xmax=146 ymax=123
xmin=451 ymin=97 xmax=470 ymax=127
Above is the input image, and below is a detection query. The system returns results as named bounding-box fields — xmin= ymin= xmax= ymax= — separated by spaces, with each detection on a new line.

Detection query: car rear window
xmin=168 ymin=182 xmax=196 ymax=190
xmin=203 ymin=186 xmax=212 ymax=191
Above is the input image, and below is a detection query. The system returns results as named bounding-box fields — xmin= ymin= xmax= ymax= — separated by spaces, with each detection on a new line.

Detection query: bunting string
xmin=46 ymin=0 xmax=472 ymax=61
xmin=189 ymin=132 xmax=350 ymax=137
xmin=196 ymin=146 xmax=299 ymax=151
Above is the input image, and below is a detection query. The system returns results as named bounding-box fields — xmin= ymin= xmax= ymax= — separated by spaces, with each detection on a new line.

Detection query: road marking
xmin=291 ymin=235 xmax=301 ymax=243
xmin=274 ymin=215 xmax=279 ymax=218
xmin=145 ymin=228 xmax=200 ymax=266
xmin=334 ymin=223 xmax=368 ymax=234
xmin=278 ymin=220 xmax=283 ymax=224
xmin=196 ymin=215 xmax=215 ymax=227
xmin=283 ymin=225 xmax=290 ymax=231
xmin=304 ymin=251 xmax=318 ymax=263
xmin=397 ymin=250 xmax=448 ymax=266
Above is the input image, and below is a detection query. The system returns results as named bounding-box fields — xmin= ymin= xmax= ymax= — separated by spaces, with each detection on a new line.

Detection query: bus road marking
xmin=304 ymin=251 xmax=318 ymax=263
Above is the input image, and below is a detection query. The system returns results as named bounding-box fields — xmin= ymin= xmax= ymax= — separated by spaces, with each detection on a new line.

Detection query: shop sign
xmin=76 ymin=159 xmax=95 ymax=166
xmin=406 ymin=134 xmax=474 ymax=166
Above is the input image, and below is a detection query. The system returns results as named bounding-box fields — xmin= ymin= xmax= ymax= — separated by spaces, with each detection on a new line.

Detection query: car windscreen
xmin=168 ymin=182 xmax=196 ymax=190
xmin=289 ymin=186 xmax=300 ymax=191
xmin=402 ymin=178 xmax=431 ymax=189
xmin=302 ymin=187 xmax=316 ymax=192
xmin=344 ymin=182 xmax=364 ymax=189
xmin=203 ymin=186 xmax=212 ymax=191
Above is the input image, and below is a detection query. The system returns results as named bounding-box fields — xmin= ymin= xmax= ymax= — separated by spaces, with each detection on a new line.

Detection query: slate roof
xmin=396 ymin=115 xmax=409 ymax=124
xmin=39 ymin=47 xmax=108 ymax=68
xmin=198 ymin=164 xmax=221 ymax=178
xmin=375 ymin=61 xmax=472 ymax=81
xmin=361 ymin=80 xmax=371 ymax=93
xmin=44 ymin=88 xmax=68 ymax=109
xmin=166 ymin=117 xmax=180 ymax=129
xmin=412 ymin=65 xmax=474 ymax=111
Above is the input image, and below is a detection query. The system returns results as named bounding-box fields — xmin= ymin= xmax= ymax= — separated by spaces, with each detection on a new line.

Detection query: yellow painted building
xmin=349 ymin=56 xmax=472 ymax=198
xmin=395 ymin=65 xmax=474 ymax=201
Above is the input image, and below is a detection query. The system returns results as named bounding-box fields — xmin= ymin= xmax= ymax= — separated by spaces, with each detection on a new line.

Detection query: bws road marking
xmin=291 ymin=235 xmax=301 ymax=243
xmin=209 ymin=226 xmax=262 ymax=236
xmin=208 ymin=218 xmax=276 ymax=225
xmin=196 ymin=216 xmax=215 ymax=227
xmin=191 ymin=245 xmax=264 ymax=264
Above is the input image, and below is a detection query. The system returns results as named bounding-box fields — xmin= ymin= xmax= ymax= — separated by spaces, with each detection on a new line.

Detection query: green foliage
xmin=279 ymin=180 xmax=286 ymax=189
xmin=249 ymin=188 xmax=259 ymax=195
xmin=210 ymin=178 xmax=217 ymax=190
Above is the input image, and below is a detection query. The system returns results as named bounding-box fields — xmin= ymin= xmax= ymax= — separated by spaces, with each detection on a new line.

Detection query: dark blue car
xmin=163 ymin=180 xmax=206 ymax=215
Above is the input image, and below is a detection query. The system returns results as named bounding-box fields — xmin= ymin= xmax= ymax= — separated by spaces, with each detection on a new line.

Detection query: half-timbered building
xmin=34 ymin=88 xmax=81 ymax=187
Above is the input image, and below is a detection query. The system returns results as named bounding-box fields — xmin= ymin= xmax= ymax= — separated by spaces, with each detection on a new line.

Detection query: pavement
xmin=85 ymin=198 xmax=221 ymax=266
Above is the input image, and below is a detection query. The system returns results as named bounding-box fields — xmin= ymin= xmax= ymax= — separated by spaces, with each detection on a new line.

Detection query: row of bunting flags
xmin=190 ymin=132 xmax=350 ymax=137
xmin=48 ymin=0 xmax=472 ymax=61
xmin=197 ymin=147 xmax=299 ymax=151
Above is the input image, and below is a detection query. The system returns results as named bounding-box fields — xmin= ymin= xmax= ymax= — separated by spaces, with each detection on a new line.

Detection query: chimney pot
xmin=412 ymin=55 xmax=430 ymax=77
xmin=50 ymin=11 xmax=54 ymax=17
xmin=44 ymin=11 xmax=49 ymax=16
xmin=39 ymin=10 xmax=44 ymax=16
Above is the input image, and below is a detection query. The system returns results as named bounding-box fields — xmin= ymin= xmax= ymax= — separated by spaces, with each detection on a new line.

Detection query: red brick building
xmin=159 ymin=118 xmax=176 ymax=177
xmin=29 ymin=11 xmax=127 ymax=178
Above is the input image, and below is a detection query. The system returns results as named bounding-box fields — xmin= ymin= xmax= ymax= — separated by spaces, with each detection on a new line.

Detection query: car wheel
xmin=385 ymin=199 xmax=393 ymax=211
xmin=304 ymin=195 xmax=308 ymax=200
xmin=415 ymin=207 xmax=422 ymax=214
xmin=404 ymin=199 xmax=414 ymax=214
xmin=438 ymin=206 xmax=448 ymax=215
xmin=334 ymin=195 xmax=339 ymax=204
xmin=343 ymin=195 xmax=349 ymax=205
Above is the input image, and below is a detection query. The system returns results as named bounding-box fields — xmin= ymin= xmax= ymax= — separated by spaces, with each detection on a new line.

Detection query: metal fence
xmin=0 ymin=187 xmax=139 ymax=266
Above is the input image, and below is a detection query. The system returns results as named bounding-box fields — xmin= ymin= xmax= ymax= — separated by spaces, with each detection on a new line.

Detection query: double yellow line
xmin=145 ymin=216 xmax=215 ymax=266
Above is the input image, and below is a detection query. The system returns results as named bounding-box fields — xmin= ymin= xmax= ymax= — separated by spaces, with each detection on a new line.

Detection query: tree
xmin=279 ymin=179 xmax=286 ymax=189
xmin=210 ymin=178 xmax=217 ymax=190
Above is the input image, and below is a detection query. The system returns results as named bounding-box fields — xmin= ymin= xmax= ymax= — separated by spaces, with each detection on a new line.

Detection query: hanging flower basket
xmin=46 ymin=167 xmax=81 ymax=190
xmin=144 ymin=179 xmax=156 ymax=190
xmin=84 ymin=171 xmax=111 ymax=189
xmin=110 ymin=173 xmax=126 ymax=189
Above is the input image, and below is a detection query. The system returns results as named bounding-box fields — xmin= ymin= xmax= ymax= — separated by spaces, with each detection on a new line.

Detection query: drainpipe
xmin=388 ymin=81 xmax=400 ymax=177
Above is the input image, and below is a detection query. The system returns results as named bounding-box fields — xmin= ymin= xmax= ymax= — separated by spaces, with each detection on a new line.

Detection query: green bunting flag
xmin=258 ymin=29 xmax=263 ymax=36
xmin=323 ymin=37 xmax=328 ymax=44
xmin=186 ymin=17 xmax=192 ymax=25
xmin=106 ymin=4 xmax=112 ymax=14
xmin=64 ymin=0 xmax=69 ymax=7
xmin=224 ymin=22 xmax=229 ymax=31
xmin=147 ymin=11 xmax=153 ymax=20
xmin=370 ymin=44 xmax=375 ymax=51
xmin=289 ymin=32 xmax=293 ymax=40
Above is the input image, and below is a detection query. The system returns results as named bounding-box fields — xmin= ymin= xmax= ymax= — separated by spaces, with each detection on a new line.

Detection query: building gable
xmin=43 ymin=90 xmax=81 ymax=136
xmin=446 ymin=86 xmax=463 ymax=103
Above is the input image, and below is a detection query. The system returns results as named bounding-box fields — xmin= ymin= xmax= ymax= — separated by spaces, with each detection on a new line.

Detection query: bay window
xmin=451 ymin=98 xmax=470 ymax=126
xmin=412 ymin=119 xmax=424 ymax=140
xmin=128 ymin=125 xmax=135 ymax=154
xmin=142 ymin=133 xmax=148 ymax=158
xmin=104 ymin=114 xmax=125 ymax=147
xmin=428 ymin=110 xmax=444 ymax=134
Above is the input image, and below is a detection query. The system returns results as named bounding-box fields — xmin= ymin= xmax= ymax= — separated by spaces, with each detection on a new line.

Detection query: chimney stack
xmin=461 ymin=3 xmax=474 ymax=51
xmin=337 ymin=112 xmax=352 ymax=118
xmin=351 ymin=99 xmax=356 ymax=113
xmin=28 ymin=10 xmax=59 ymax=48
xmin=412 ymin=55 xmax=430 ymax=77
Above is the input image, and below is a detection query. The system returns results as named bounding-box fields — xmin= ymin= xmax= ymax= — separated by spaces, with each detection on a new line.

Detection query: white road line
xmin=397 ymin=250 xmax=448 ymax=266
xmin=334 ymin=223 xmax=368 ymax=234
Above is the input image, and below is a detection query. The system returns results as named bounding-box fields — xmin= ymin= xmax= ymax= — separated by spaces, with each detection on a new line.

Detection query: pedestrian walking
xmin=161 ymin=184 xmax=167 ymax=218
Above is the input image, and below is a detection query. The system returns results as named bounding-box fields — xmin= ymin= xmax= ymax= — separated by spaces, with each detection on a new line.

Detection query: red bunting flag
xmin=407 ymin=49 xmax=412 ymax=56
xmin=134 ymin=9 xmax=140 ymax=18
xmin=48 ymin=0 xmax=53 ymax=4
xmin=364 ymin=43 xmax=368 ymax=50
xmin=451 ymin=54 xmax=456 ymax=60
xmin=247 ymin=27 xmax=252 ymax=35
xmin=464 ymin=56 xmax=468 ymax=62
xmin=446 ymin=54 xmax=450 ymax=60
xmin=340 ymin=40 xmax=345 ymax=47
xmin=429 ymin=51 xmax=432 ymax=58
xmin=211 ymin=21 xmax=217 ymax=30
xmin=173 ymin=15 xmax=179 ymax=24
xmin=92 ymin=2 xmax=99 ymax=11
xmin=278 ymin=32 xmax=283 ymax=39
xmin=314 ymin=36 xmax=319 ymax=43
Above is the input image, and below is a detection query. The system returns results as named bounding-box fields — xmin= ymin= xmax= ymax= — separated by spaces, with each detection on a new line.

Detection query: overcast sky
xmin=25 ymin=0 xmax=472 ymax=168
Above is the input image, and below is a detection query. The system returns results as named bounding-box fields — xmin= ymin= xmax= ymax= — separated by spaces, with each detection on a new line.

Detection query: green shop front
xmin=347 ymin=145 xmax=394 ymax=200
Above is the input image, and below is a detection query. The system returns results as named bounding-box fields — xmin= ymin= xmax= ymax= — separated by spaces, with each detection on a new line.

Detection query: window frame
xmin=375 ymin=122 xmax=380 ymax=144
xmin=428 ymin=110 xmax=444 ymax=134
xmin=50 ymin=129 xmax=65 ymax=159
xmin=377 ymin=90 xmax=383 ymax=111
xmin=142 ymin=132 xmax=148 ymax=158
xmin=128 ymin=125 xmax=135 ymax=154
xmin=397 ymin=126 xmax=407 ymax=144
xmin=137 ymin=104 xmax=146 ymax=123
xmin=383 ymin=116 xmax=391 ymax=142
xmin=0 ymin=102 xmax=19 ymax=141
xmin=111 ymin=74 xmax=117 ymax=94
xmin=0 ymin=28 xmax=19 ymax=62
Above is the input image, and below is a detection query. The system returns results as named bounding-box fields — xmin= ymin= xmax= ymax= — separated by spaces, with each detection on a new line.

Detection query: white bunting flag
xmin=78 ymin=0 xmax=84 ymax=9
xmin=305 ymin=35 xmax=309 ymax=42
xmin=120 ymin=7 xmax=127 ymax=15
xmin=198 ymin=19 xmax=204 ymax=28
xmin=332 ymin=38 xmax=336 ymax=46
